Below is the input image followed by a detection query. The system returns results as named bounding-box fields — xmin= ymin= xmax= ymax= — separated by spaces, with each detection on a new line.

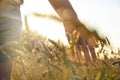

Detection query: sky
xmin=21 ymin=0 xmax=120 ymax=51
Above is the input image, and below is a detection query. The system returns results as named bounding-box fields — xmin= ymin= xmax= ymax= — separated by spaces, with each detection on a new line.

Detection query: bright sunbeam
xmin=21 ymin=0 xmax=120 ymax=52
xmin=20 ymin=0 xmax=69 ymax=44
xmin=27 ymin=16 xmax=69 ymax=44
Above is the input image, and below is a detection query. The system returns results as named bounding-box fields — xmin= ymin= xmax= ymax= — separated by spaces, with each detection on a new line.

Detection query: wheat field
xmin=10 ymin=28 xmax=120 ymax=80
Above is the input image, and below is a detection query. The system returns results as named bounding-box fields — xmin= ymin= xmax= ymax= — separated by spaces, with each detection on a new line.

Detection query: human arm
xmin=48 ymin=0 xmax=105 ymax=64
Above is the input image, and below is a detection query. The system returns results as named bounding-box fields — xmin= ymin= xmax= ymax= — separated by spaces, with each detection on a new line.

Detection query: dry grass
xmin=10 ymin=15 xmax=120 ymax=80
xmin=10 ymin=29 xmax=120 ymax=80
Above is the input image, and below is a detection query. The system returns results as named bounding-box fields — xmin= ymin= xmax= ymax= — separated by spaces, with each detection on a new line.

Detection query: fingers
xmin=82 ymin=35 xmax=98 ymax=62
xmin=66 ymin=30 xmax=102 ymax=65
xmin=78 ymin=37 xmax=92 ymax=65
xmin=77 ymin=35 xmax=99 ymax=64
xmin=87 ymin=41 xmax=97 ymax=62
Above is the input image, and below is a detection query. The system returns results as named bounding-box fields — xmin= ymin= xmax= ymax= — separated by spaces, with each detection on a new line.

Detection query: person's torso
xmin=0 ymin=0 xmax=23 ymax=46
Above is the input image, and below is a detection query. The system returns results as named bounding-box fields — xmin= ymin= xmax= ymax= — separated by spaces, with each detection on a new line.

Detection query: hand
xmin=76 ymin=30 xmax=98 ymax=65
xmin=66 ymin=22 xmax=106 ymax=65
xmin=49 ymin=0 xmax=106 ymax=65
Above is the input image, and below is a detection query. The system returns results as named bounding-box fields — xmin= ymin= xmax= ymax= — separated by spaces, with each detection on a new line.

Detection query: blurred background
xmin=11 ymin=1 xmax=120 ymax=79
xmin=20 ymin=0 xmax=120 ymax=52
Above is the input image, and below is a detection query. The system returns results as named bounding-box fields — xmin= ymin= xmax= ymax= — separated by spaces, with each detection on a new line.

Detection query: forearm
xmin=48 ymin=0 xmax=78 ymax=22
xmin=49 ymin=0 xmax=86 ymax=32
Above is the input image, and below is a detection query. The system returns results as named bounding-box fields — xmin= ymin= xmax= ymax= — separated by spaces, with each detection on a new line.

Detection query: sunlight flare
xmin=27 ymin=16 xmax=69 ymax=44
